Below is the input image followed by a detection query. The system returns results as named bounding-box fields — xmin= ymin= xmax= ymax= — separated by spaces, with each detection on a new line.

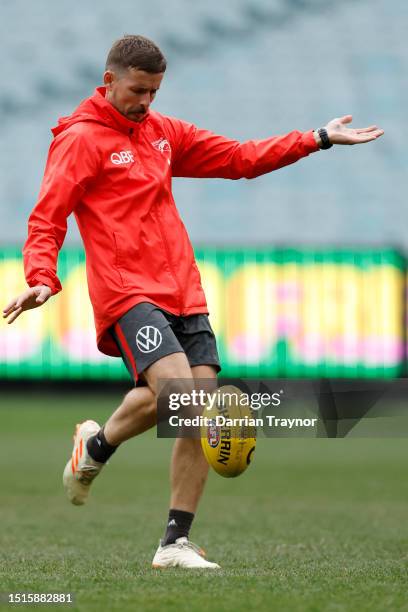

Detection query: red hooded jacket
xmin=23 ymin=87 xmax=319 ymax=356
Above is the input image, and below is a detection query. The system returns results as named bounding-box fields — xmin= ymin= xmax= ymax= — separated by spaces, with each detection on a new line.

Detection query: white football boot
xmin=62 ymin=420 xmax=105 ymax=506
xmin=152 ymin=537 xmax=221 ymax=569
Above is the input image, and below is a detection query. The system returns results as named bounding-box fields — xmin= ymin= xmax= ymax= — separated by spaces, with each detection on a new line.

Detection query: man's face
xmin=104 ymin=67 xmax=164 ymax=121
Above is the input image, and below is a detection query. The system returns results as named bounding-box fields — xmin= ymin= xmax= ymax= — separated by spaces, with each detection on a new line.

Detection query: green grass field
xmin=1 ymin=389 xmax=408 ymax=612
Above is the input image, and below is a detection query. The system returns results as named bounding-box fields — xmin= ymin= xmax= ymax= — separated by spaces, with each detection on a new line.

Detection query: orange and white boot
xmin=62 ymin=420 xmax=104 ymax=506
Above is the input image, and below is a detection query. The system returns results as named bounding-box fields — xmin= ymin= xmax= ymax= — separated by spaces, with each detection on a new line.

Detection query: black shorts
xmin=110 ymin=302 xmax=221 ymax=385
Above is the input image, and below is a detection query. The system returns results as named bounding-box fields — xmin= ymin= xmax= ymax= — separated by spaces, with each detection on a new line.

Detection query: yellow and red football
xmin=200 ymin=385 xmax=257 ymax=478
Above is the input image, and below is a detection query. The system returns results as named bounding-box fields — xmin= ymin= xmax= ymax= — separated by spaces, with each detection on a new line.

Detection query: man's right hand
xmin=2 ymin=285 xmax=52 ymax=324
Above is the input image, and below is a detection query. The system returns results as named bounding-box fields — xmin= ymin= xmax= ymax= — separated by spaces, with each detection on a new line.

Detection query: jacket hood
xmin=51 ymin=86 xmax=150 ymax=137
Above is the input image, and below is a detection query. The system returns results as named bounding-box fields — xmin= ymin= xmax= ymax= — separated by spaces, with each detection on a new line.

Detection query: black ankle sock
xmin=86 ymin=427 xmax=118 ymax=463
xmin=163 ymin=509 xmax=195 ymax=546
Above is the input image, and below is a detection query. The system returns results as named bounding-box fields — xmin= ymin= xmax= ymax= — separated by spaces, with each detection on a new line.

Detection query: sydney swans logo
xmin=151 ymin=138 xmax=171 ymax=154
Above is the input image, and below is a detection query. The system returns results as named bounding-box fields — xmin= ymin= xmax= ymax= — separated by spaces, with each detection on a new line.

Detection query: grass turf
xmin=0 ymin=390 xmax=408 ymax=611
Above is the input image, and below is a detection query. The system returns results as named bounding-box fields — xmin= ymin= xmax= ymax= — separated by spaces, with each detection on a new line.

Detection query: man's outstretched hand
xmin=317 ymin=115 xmax=384 ymax=146
xmin=2 ymin=285 xmax=52 ymax=324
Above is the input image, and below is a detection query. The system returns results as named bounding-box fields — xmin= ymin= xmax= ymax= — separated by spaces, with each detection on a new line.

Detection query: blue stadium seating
xmin=1 ymin=0 xmax=407 ymax=247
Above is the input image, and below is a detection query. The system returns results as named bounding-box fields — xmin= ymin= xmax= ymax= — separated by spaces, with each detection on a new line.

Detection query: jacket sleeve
xmin=22 ymin=129 xmax=99 ymax=294
xmin=167 ymin=118 xmax=320 ymax=179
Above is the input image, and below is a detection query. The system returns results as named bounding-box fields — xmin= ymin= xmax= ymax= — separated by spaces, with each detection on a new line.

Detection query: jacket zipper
xmin=155 ymin=201 xmax=185 ymax=314
xmin=129 ymin=127 xmax=185 ymax=315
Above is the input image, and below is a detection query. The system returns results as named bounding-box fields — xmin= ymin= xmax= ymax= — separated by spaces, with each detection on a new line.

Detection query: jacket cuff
xmin=28 ymin=274 xmax=62 ymax=295
xmin=302 ymin=129 xmax=321 ymax=153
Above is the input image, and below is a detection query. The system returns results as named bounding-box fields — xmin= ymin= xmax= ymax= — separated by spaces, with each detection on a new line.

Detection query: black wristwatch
xmin=317 ymin=127 xmax=333 ymax=149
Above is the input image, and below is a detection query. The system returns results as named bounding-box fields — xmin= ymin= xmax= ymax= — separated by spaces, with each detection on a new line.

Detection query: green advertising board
xmin=0 ymin=247 xmax=405 ymax=379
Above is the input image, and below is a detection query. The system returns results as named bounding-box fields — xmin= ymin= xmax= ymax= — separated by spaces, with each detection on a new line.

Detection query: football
xmin=200 ymin=385 xmax=257 ymax=478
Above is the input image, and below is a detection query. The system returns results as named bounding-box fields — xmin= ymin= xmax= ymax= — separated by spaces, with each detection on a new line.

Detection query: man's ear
xmin=103 ymin=70 xmax=115 ymax=89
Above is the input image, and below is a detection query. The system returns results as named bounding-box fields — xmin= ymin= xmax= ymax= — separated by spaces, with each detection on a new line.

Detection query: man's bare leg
xmin=139 ymin=359 xmax=216 ymax=513
xmin=168 ymin=365 xmax=216 ymax=513
xmin=91 ymin=355 xmax=216 ymax=515
xmin=144 ymin=358 xmax=220 ymax=568
xmin=103 ymin=360 xmax=216 ymax=512
xmin=102 ymin=353 xmax=191 ymax=446
xmin=103 ymin=386 xmax=156 ymax=446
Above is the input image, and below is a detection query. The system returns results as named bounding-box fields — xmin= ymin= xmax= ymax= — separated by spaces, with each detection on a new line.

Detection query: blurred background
xmin=0 ymin=0 xmax=407 ymax=380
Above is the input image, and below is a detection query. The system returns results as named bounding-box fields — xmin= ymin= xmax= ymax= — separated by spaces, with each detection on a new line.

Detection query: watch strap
xmin=317 ymin=127 xmax=333 ymax=149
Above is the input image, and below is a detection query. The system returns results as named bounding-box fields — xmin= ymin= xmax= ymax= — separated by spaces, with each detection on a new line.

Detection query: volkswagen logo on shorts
xmin=136 ymin=326 xmax=162 ymax=353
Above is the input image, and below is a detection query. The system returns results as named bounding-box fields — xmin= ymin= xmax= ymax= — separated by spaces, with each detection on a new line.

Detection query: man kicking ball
xmin=2 ymin=35 xmax=383 ymax=569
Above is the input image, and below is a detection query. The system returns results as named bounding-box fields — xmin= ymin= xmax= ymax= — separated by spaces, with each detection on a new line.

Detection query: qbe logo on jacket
xmin=111 ymin=150 xmax=134 ymax=165
xmin=136 ymin=326 xmax=162 ymax=353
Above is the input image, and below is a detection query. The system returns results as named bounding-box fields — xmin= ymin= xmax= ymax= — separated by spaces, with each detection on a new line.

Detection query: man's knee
xmin=143 ymin=352 xmax=194 ymax=397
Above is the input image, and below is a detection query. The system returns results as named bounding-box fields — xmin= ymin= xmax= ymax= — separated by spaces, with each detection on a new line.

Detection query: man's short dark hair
xmin=106 ymin=35 xmax=167 ymax=74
